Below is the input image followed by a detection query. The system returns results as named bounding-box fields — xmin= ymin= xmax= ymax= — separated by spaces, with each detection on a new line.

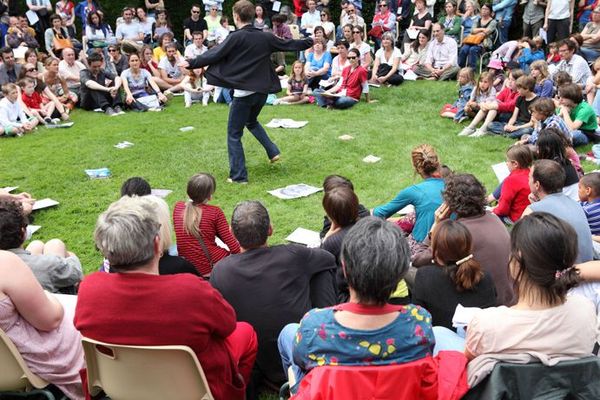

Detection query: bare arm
xmin=0 ymin=251 xmax=63 ymax=331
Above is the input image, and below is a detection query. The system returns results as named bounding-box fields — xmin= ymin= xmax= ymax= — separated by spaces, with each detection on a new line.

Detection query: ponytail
xmin=183 ymin=200 xmax=203 ymax=239
xmin=453 ymin=255 xmax=484 ymax=292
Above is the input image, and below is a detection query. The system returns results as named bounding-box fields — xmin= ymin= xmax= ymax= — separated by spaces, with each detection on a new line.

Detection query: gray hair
xmin=94 ymin=196 xmax=160 ymax=270
xmin=231 ymin=201 xmax=270 ymax=249
xmin=341 ymin=217 xmax=410 ymax=305
xmin=381 ymin=31 xmax=395 ymax=46
xmin=142 ymin=195 xmax=173 ymax=252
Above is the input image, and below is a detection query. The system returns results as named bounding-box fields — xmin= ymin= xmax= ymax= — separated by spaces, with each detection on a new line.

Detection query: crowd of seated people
xmin=5 ymin=0 xmax=600 ymax=399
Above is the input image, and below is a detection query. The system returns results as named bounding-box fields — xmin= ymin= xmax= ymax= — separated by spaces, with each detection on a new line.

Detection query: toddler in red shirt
xmin=19 ymin=78 xmax=55 ymax=125
xmin=492 ymin=144 xmax=533 ymax=223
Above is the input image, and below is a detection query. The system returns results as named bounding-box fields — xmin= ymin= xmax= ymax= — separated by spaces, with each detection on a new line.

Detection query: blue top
xmin=581 ymin=198 xmax=600 ymax=236
xmin=530 ymin=193 xmax=594 ymax=263
xmin=292 ymin=305 xmax=434 ymax=372
xmin=518 ymin=48 xmax=544 ymax=70
xmin=373 ymin=178 xmax=445 ymax=242
xmin=492 ymin=0 xmax=517 ymax=21
xmin=534 ymin=78 xmax=553 ymax=98
xmin=306 ymin=51 xmax=332 ymax=79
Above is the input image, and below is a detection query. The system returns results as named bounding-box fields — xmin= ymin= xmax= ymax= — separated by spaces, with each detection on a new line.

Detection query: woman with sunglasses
xmin=18 ymin=63 xmax=70 ymax=122
xmin=369 ymin=0 xmax=395 ymax=51
xmin=317 ymin=8 xmax=335 ymax=39
xmin=350 ymin=27 xmax=372 ymax=68
xmin=314 ymin=48 xmax=370 ymax=109
xmin=402 ymin=0 xmax=432 ymax=51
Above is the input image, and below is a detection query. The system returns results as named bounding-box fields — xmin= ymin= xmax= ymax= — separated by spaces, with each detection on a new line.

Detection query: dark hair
xmin=87 ymin=10 xmax=103 ymax=26
xmin=323 ymin=174 xmax=354 ymax=192
xmin=569 ymin=33 xmax=584 ymax=47
xmin=0 ymin=46 xmax=13 ymax=57
xmin=88 ymin=52 xmax=103 ymax=64
xmin=580 ymin=172 xmax=600 ymax=197
xmin=537 ymin=127 xmax=571 ymax=167
xmin=159 ymin=31 xmax=175 ymax=47
xmin=510 ymin=212 xmax=580 ymax=306
xmin=532 ymin=159 xmax=566 ymax=193
xmin=348 ymin=48 xmax=360 ymax=63
xmin=0 ymin=200 xmax=27 ymax=250
xmin=323 ymin=187 xmax=359 ymax=227
xmin=335 ymin=39 xmax=350 ymax=49
xmin=558 ymin=83 xmax=583 ymax=104
xmin=443 ymin=174 xmax=486 ymax=218
xmin=231 ymin=201 xmax=270 ymax=249
xmin=120 ymin=177 xmax=151 ymax=197
xmin=233 ymin=0 xmax=257 ymax=23
xmin=558 ymin=38 xmax=576 ymax=52
xmin=530 ymin=97 xmax=555 ymax=117
xmin=553 ymin=70 xmax=572 ymax=87
xmin=341 ymin=217 xmax=410 ymax=306
xmin=314 ymin=25 xmax=325 ymax=36
xmin=506 ymin=144 xmax=533 ymax=169
xmin=431 ymin=220 xmax=483 ymax=291
xmin=271 ymin=13 xmax=286 ymax=24
xmin=411 ymin=30 xmax=430 ymax=51
xmin=50 ymin=13 xmax=62 ymax=23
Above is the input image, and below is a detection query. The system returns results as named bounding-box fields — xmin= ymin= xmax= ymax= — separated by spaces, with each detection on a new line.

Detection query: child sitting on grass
xmin=440 ymin=67 xmax=474 ymax=122
xmin=0 ymin=83 xmax=38 ymax=136
xmin=579 ymin=172 xmax=600 ymax=246
xmin=275 ymin=60 xmax=310 ymax=105
xmin=459 ymin=71 xmax=496 ymax=128
xmin=491 ymin=144 xmax=533 ymax=223
xmin=19 ymin=78 xmax=58 ymax=125
xmin=182 ymin=68 xmax=213 ymax=108
xmin=487 ymin=75 xmax=537 ymax=139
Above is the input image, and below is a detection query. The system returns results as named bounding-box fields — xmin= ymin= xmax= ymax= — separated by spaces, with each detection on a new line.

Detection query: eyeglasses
xmin=353 ymin=30 xmax=361 ymax=34
xmin=347 ymin=56 xmax=357 ymax=59
xmin=191 ymin=10 xmax=200 ymax=14
xmin=321 ymin=13 xmax=327 ymax=16
xmin=108 ymin=49 xmax=118 ymax=52
xmin=26 ymin=68 xmax=36 ymax=72
xmin=379 ymin=4 xmax=387 ymax=6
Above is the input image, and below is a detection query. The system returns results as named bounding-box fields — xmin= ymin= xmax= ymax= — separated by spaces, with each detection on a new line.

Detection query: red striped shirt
xmin=173 ymin=202 xmax=240 ymax=276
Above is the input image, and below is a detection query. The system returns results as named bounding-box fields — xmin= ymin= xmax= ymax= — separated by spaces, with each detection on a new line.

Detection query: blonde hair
xmin=474 ymin=71 xmax=493 ymax=98
xmin=183 ymin=173 xmax=216 ymax=239
xmin=411 ymin=144 xmax=440 ymax=176
xmin=530 ymin=60 xmax=549 ymax=82
xmin=457 ymin=67 xmax=475 ymax=86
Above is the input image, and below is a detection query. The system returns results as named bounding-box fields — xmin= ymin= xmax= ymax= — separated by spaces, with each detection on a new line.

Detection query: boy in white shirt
xmin=0 ymin=83 xmax=37 ymax=137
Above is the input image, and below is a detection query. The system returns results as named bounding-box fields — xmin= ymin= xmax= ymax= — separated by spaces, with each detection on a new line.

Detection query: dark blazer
xmin=187 ymin=24 xmax=313 ymax=94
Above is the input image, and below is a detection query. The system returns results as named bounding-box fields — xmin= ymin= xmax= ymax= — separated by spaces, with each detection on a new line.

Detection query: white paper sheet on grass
xmin=286 ymin=228 xmax=321 ymax=248
xmin=1 ymin=186 xmax=18 ymax=193
xmin=151 ymin=189 xmax=173 ymax=198
xmin=491 ymin=162 xmax=510 ymax=183
xmin=266 ymin=119 xmax=308 ymax=129
xmin=26 ymin=225 xmax=41 ymax=239
xmin=268 ymin=184 xmax=322 ymax=200
xmin=32 ymin=198 xmax=59 ymax=211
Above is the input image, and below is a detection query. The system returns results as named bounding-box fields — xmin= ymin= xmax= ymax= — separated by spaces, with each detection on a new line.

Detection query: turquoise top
xmin=373 ymin=178 xmax=445 ymax=242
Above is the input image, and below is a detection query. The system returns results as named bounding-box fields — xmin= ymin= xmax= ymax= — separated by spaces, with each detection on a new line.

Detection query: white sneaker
xmin=458 ymin=127 xmax=475 ymax=136
xmin=185 ymin=102 xmax=192 ymax=108
xmin=469 ymin=128 xmax=489 ymax=138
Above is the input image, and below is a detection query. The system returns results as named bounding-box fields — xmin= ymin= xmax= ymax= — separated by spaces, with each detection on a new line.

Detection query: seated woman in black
xmin=411 ymin=219 xmax=496 ymax=330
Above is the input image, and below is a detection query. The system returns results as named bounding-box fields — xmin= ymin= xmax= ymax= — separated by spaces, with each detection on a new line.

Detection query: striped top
xmin=581 ymin=199 xmax=600 ymax=236
xmin=173 ymin=201 xmax=240 ymax=276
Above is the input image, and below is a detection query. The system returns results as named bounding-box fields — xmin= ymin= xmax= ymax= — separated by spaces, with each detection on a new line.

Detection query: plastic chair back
xmin=82 ymin=337 xmax=214 ymax=400
xmin=0 ymin=328 xmax=49 ymax=391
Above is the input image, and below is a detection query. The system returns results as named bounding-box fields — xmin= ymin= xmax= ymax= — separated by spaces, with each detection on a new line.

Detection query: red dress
xmin=493 ymin=168 xmax=531 ymax=222
xmin=172 ymin=202 xmax=240 ymax=276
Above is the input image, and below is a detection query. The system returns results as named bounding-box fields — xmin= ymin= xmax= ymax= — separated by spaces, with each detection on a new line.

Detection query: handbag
xmin=137 ymin=94 xmax=160 ymax=109
xmin=53 ymin=32 xmax=73 ymax=50
xmin=462 ymin=33 xmax=485 ymax=45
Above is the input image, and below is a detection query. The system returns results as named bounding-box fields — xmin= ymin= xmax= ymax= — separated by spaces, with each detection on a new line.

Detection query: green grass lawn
xmin=2 ymin=80 xmax=591 ymax=273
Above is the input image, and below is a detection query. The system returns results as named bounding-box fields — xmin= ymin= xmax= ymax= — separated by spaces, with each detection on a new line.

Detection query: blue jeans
xmin=572 ymin=129 xmax=591 ymax=147
xmin=498 ymin=18 xmax=512 ymax=44
xmin=580 ymin=47 xmax=600 ymax=63
xmin=458 ymin=44 xmax=482 ymax=69
xmin=313 ymin=89 xmax=359 ymax=109
xmin=432 ymin=326 xmax=465 ymax=355
xmin=487 ymin=122 xmax=533 ymax=139
xmin=227 ymin=93 xmax=280 ymax=182
xmin=277 ymin=323 xmax=304 ymax=392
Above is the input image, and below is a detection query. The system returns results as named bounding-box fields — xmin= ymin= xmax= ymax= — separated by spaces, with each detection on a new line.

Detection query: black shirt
xmin=515 ymin=95 xmax=537 ymax=124
xmin=159 ymin=254 xmax=200 ymax=276
xmin=210 ymin=244 xmax=336 ymax=384
xmin=183 ymin=17 xmax=208 ymax=34
xmin=412 ymin=264 xmax=497 ymax=330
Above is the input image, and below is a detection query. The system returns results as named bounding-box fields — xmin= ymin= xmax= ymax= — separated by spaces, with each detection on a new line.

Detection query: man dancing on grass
xmin=181 ymin=0 xmax=313 ymax=184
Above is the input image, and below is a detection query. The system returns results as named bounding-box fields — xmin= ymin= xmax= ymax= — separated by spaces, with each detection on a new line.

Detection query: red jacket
xmin=21 ymin=91 xmax=43 ymax=110
xmin=290 ymin=351 xmax=469 ymax=400
xmin=495 ymin=86 xmax=519 ymax=114
xmin=493 ymin=168 xmax=531 ymax=222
